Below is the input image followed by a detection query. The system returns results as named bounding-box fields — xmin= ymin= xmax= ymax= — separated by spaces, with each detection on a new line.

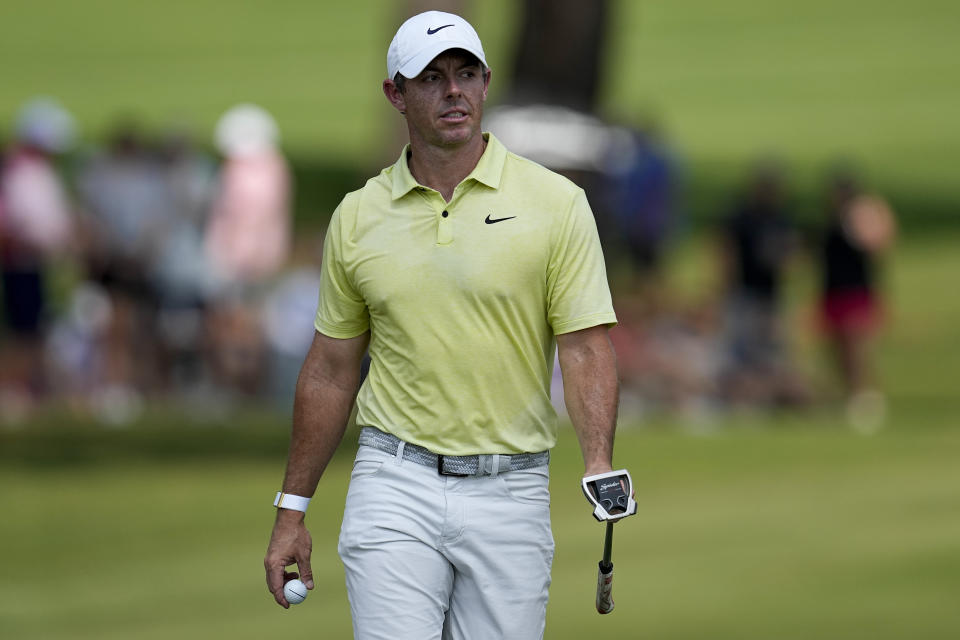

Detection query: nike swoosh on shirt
xmin=485 ymin=214 xmax=517 ymax=224
xmin=427 ymin=24 xmax=455 ymax=34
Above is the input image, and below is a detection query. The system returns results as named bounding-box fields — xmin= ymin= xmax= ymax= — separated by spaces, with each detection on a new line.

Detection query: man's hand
xmin=264 ymin=510 xmax=314 ymax=608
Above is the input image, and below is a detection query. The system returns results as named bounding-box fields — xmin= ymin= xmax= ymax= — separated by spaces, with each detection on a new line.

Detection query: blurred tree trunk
xmin=506 ymin=0 xmax=611 ymax=113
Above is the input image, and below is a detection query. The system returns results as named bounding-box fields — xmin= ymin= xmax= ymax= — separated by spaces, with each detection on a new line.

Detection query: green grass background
xmin=3 ymin=234 xmax=959 ymax=639
xmin=2 ymin=425 xmax=959 ymax=639
xmin=2 ymin=1 xmax=958 ymax=637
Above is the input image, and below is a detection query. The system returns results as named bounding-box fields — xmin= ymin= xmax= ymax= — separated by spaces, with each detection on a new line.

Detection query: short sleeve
xmin=546 ymin=189 xmax=617 ymax=334
xmin=314 ymin=203 xmax=370 ymax=338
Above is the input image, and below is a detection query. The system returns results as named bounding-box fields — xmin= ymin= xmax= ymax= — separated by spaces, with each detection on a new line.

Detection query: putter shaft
xmin=601 ymin=521 xmax=614 ymax=566
xmin=596 ymin=522 xmax=616 ymax=614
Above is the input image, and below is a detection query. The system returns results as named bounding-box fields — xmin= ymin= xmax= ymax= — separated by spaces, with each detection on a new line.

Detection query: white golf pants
xmin=338 ymin=444 xmax=555 ymax=640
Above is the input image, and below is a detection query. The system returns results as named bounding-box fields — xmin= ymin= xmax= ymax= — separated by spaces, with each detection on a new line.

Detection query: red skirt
xmin=820 ymin=289 xmax=881 ymax=334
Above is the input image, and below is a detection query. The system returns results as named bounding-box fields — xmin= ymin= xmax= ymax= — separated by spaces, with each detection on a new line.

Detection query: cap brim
xmin=398 ymin=42 xmax=487 ymax=79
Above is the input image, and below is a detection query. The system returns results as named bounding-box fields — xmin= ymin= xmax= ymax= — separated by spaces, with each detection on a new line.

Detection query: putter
xmin=582 ymin=469 xmax=637 ymax=614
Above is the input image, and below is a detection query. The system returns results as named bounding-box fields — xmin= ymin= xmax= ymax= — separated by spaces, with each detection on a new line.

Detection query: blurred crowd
xmin=594 ymin=126 xmax=895 ymax=431
xmin=0 ymin=98 xmax=318 ymax=425
xmin=1 ymin=98 xmax=895 ymax=429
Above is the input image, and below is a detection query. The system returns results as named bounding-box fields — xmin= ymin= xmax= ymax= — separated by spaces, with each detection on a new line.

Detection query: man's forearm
xmin=557 ymin=327 xmax=619 ymax=474
xmin=280 ymin=370 xmax=358 ymax=497
xmin=279 ymin=332 xmax=368 ymax=498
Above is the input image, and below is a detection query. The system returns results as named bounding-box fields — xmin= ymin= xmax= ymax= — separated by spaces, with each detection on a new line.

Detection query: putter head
xmin=582 ymin=469 xmax=637 ymax=522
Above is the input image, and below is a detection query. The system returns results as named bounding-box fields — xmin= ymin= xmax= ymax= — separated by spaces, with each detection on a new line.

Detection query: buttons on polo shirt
xmin=437 ymin=209 xmax=453 ymax=245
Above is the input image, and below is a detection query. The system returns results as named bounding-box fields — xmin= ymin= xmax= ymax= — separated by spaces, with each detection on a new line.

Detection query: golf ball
xmin=283 ymin=579 xmax=308 ymax=605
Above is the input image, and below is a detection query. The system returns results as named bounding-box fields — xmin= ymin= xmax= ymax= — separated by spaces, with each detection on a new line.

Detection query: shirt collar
xmin=390 ymin=132 xmax=507 ymax=200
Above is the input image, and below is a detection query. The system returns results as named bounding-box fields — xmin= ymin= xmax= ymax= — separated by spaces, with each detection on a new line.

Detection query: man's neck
xmin=407 ymin=134 xmax=487 ymax=202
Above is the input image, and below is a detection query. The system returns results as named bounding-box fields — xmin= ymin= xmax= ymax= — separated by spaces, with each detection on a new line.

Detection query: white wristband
xmin=274 ymin=491 xmax=311 ymax=512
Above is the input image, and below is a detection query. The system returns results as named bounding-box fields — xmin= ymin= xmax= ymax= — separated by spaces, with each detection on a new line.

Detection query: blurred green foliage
xmin=1 ymin=0 xmax=957 ymax=228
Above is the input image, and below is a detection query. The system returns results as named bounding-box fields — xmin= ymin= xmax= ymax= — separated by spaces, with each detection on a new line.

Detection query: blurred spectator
xmin=818 ymin=168 xmax=896 ymax=430
xmin=610 ymin=294 xmax=719 ymax=417
xmin=206 ymin=104 xmax=291 ymax=288
xmin=75 ymin=121 xmax=169 ymax=418
xmin=0 ymin=97 xmax=76 ymax=417
xmin=602 ymin=121 xmax=678 ymax=296
xmin=44 ymin=281 xmax=112 ymax=411
xmin=716 ymin=160 xmax=809 ymax=408
xmin=204 ymin=104 xmax=292 ymax=396
xmin=260 ymin=237 xmax=323 ymax=408
xmin=151 ymin=127 xmax=217 ymax=394
xmin=152 ymin=127 xmax=217 ymax=306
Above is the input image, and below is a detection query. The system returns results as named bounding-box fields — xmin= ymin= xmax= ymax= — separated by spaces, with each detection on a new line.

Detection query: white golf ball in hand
xmin=283 ymin=579 xmax=308 ymax=605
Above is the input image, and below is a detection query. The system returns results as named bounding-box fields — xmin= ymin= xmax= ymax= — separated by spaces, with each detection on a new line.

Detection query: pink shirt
xmin=205 ymin=150 xmax=291 ymax=284
xmin=0 ymin=148 xmax=72 ymax=258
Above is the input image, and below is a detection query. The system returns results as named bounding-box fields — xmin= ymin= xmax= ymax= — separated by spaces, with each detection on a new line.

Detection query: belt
xmin=358 ymin=427 xmax=550 ymax=477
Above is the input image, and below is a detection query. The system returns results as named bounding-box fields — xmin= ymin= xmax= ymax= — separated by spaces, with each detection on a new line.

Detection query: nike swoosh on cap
xmin=485 ymin=214 xmax=517 ymax=224
xmin=427 ymin=24 xmax=455 ymax=35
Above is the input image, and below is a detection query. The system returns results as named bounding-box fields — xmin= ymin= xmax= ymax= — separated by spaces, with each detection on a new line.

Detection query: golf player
xmin=265 ymin=11 xmax=623 ymax=638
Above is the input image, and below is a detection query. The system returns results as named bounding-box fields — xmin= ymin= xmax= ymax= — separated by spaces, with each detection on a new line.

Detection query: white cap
xmin=387 ymin=10 xmax=487 ymax=80
xmin=214 ymin=103 xmax=279 ymax=157
xmin=15 ymin=97 xmax=76 ymax=153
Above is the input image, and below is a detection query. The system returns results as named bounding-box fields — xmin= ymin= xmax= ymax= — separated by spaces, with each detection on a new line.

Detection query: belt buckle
xmin=437 ymin=454 xmax=470 ymax=477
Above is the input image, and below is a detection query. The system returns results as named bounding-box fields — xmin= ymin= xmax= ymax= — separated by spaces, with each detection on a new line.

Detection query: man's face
xmin=387 ymin=50 xmax=490 ymax=149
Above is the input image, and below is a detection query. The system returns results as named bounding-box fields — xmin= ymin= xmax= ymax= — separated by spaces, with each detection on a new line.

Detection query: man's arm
xmin=264 ymin=329 xmax=370 ymax=608
xmin=556 ymin=325 xmax=618 ymax=476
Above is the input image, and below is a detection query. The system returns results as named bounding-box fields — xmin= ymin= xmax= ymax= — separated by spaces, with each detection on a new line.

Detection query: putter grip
xmin=596 ymin=561 xmax=614 ymax=614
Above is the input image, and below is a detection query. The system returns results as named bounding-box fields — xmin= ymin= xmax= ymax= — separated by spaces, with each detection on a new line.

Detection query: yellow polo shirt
xmin=315 ymin=133 xmax=616 ymax=455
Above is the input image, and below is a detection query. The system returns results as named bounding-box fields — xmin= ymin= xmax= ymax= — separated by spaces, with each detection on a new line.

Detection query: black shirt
xmin=821 ymin=222 xmax=874 ymax=294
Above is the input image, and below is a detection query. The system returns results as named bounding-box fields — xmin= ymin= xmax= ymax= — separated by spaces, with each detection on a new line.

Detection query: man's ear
xmin=482 ymin=68 xmax=492 ymax=101
xmin=383 ymin=79 xmax=407 ymax=114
